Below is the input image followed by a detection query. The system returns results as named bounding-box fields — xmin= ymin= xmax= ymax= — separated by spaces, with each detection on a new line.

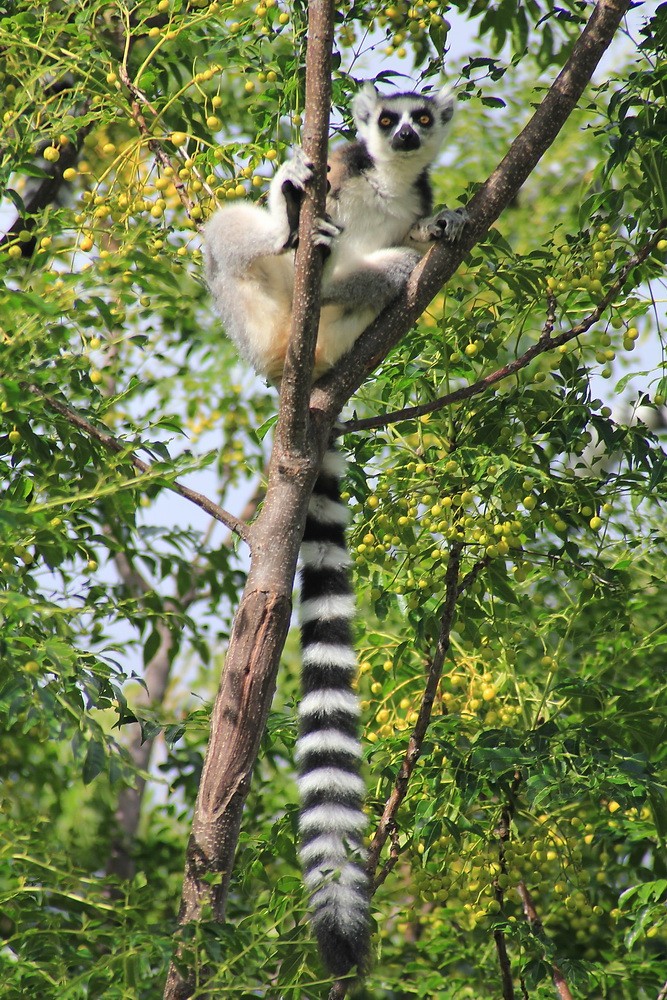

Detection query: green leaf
xmin=82 ymin=739 xmax=106 ymax=784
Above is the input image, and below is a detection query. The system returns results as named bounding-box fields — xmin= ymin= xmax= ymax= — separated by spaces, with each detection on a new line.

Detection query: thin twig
xmin=517 ymin=882 xmax=574 ymax=1000
xmin=118 ymin=63 xmax=197 ymax=219
xmin=457 ymin=555 xmax=491 ymax=596
xmin=372 ymin=821 xmax=403 ymax=890
xmin=23 ymin=382 xmax=251 ymax=544
xmin=344 ymin=223 xmax=666 ymax=435
xmin=495 ymin=773 xmax=574 ymax=1000
xmin=366 ymin=548 xmax=490 ymax=881
xmin=494 ymin=803 xmax=516 ymax=1000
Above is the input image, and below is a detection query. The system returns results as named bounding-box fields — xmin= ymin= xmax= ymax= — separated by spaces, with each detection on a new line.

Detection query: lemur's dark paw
xmin=279 ymin=150 xmax=316 ymax=250
xmin=428 ymin=207 xmax=469 ymax=243
xmin=313 ymin=216 xmax=343 ymax=250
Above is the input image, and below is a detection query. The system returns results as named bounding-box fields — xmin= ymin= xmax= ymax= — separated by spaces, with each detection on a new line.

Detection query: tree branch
xmin=311 ymin=0 xmax=632 ymax=427
xmin=117 ymin=63 xmax=198 ymax=219
xmin=344 ymin=223 xmax=666 ymax=434
xmin=275 ymin=0 xmax=333 ymax=457
xmin=517 ymin=882 xmax=574 ymax=1000
xmin=494 ymin=803 xmax=516 ymax=1000
xmin=22 ymin=383 xmax=251 ymax=544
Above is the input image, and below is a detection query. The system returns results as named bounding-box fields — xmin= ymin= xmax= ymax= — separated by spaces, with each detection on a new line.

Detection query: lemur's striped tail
xmin=296 ymin=445 xmax=369 ymax=977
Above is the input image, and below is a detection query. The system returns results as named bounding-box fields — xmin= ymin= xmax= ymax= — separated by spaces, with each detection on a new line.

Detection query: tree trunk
xmin=163 ymin=1 xmax=336 ymax=994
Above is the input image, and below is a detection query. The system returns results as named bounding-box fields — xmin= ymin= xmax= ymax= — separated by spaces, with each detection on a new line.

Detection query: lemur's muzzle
xmin=391 ymin=124 xmax=421 ymax=152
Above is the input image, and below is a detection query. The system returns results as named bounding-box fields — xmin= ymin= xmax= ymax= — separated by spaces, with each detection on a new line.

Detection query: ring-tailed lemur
xmin=205 ymin=81 xmax=466 ymax=977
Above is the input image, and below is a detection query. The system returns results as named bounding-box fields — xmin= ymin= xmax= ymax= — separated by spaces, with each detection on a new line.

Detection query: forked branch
xmin=344 ymin=224 xmax=666 ymax=435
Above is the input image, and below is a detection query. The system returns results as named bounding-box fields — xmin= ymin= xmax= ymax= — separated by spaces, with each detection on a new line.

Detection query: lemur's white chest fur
xmin=328 ymin=169 xmax=425 ymax=259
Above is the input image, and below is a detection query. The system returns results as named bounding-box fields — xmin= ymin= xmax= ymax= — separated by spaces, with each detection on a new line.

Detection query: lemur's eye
xmin=418 ymin=113 xmax=432 ymax=126
xmin=379 ymin=115 xmax=393 ymax=127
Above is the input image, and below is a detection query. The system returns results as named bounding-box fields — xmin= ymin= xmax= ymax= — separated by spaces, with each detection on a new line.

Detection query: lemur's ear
xmin=351 ymin=82 xmax=380 ymax=126
xmin=432 ymin=87 xmax=455 ymax=125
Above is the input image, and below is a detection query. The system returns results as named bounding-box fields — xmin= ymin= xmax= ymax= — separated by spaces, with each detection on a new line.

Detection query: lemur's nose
xmin=391 ymin=123 xmax=420 ymax=152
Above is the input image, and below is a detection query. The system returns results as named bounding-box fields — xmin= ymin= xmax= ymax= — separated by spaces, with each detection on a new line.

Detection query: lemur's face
xmin=376 ymin=98 xmax=443 ymax=152
xmin=352 ymin=84 xmax=455 ymax=164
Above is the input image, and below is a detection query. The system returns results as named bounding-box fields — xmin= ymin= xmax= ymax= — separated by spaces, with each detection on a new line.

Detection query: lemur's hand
xmin=313 ymin=216 xmax=343 ymax=258
xmin=277 ymin=152 xmax=344 ymax=257
xmin=274 ymin=149 xmax=315 ymax=249
xmin=279 ymin=147 xmax=314 ymax=195
xmin=411 ymin=207 xmax=469 ymax=245
xmin=427 ymin=207 xmax=469 ymax=242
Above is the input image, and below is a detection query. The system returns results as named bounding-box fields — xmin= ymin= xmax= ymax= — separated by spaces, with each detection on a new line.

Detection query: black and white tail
xmin=296 ymin=445 xmax=369 ymax=977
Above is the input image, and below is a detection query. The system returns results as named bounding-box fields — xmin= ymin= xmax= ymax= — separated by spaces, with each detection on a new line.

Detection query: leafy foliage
xmin=1 ymin=1 xmax=666 ymax=998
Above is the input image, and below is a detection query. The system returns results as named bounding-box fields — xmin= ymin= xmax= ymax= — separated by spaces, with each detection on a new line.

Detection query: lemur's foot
xmin=426 ymin=207 xmax=469 ymax=243
xmin=313 ymin=216 xmax=343 ymax=251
